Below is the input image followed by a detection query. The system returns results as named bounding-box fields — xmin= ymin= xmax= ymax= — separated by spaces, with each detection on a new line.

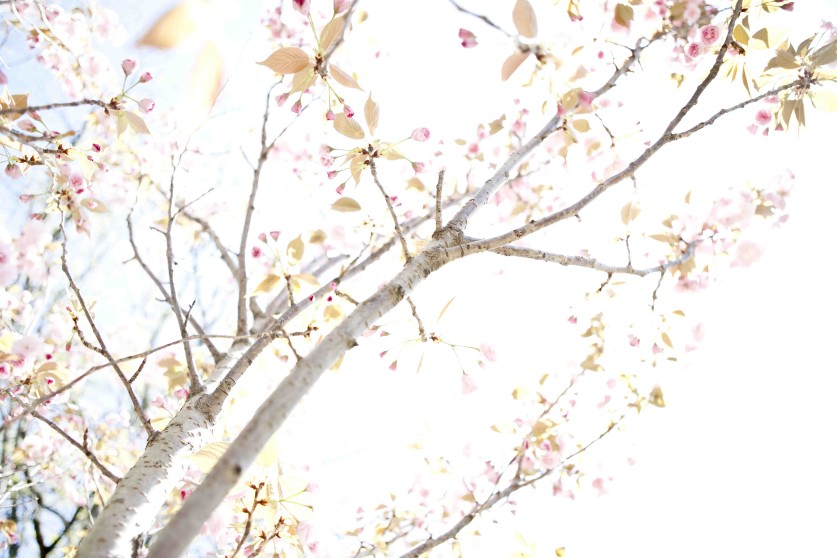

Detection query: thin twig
xmin=447 ymin=0 xmax=514 ymax=38
xmin=60 ymin=217 xmax=155 ymax=439
xmin=163 ymin=158 xmax=204 ymax=392
xmin=26 ymin=406 xmax=120 ymax=483
xmin=369 ymin=160 xmax=411 ymax=262
xmin=479 ymin=240 xmax=696 ymax=277
xmin=399 ymin=416 xmax=626 ymax=558
xmin=0 ymin=98 xmax=109 ymax=116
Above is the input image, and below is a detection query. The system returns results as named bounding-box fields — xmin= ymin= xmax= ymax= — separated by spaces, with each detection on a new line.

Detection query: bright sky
xmin=89 ymin=0 xmax=837 ymax=555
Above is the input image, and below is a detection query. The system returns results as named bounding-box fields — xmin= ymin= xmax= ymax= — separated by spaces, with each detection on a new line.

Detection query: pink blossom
xmin=412 ymin=162 xmax=425 ymax=173
xmin=458 ymin=28 xmax=477 ymax=48
xmin=258 ymin=232 xmax=267 ymax=243
xmin=275 ymin=93 xmax=289 ymax=106
xmin=138 ymin=98 xmax=155 ymax=114
xmin=461 ymin=374 xmax=478 ymax=394
xmin=334 ymin=0 xmax=351 ymax=13
xmin=336 ymin=183 xmax=345 ymax=195
xmin=755 ymin=109 xmax=772 ymax=126
xmin=292 ymin=0 xmax=310 ymax=16
xmin=5 ymin=164 xmax=22 ymax=180
xmin=92 ymin=143 xmax=102 ymax=152
xmin=270 ymin=230 xmax=280 ymax=240
xmin=19 ymin=194 xmax=33 ymax=203
xmin=479 ymin=343 xmax=497 ymax=362
xmin=411 ymin=127 xmax=430 ymax=142
xmin=591 ymin=477 xmax=608 ymax=496
xmin=686 ymin=42 xmax=703 ymax=59
xmin=291 ymin=100 xmax=302 ymax=114
xmin=628 ymin=334 xmax=640 ymax=347
xmin=732 ymin=240 xmax=762 ymax=268
xmin=12 ymin=335 xmax=48 ymax=360
xmin=699 ymin=24 xmax=721 ymax=45
xmin=327 ymin=170 xmax=337 ymax=179
xmin=683 ymin=3 xmax=700 ymax=24
xmin=343 ymin=104 xmax=354 ymax=118
xmin=0 ymin=69 xmax=7 ymax=85
xmin=18 ymin=119 xmax=36 ymax=132
xmin=121 ymin=58 xmax=137 ymax=75
xmin=139 ymin=71 xmax=153 ymax=83
xmin=325 ymin=109 xmax=335 ymax=121
xmin=251 ymin=246 xmax=262 ymax=258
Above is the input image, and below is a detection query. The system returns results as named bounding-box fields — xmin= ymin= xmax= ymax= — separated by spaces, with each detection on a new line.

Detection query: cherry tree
xmin=0 ymin=0 xmax=834 ymax=556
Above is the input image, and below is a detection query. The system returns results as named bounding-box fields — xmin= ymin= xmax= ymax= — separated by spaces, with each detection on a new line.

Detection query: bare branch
xmin=0 ymin=98 xmax=109 ymax=116
xmin=476 ymin=240 xmax=696 ymax=278
xmin=400 ymin=416 xmax=626 ymax=558
xmin=369 ymin=160 xmax=411 ymax=262
xmin=26 ymin=406 xmax=120 ymax=483
xmin=164 ymin=162 xmax=204 ymax=393
xmin=60 ymin=218 xmax=155 ymax=439
xmin=447 ymin=0 xmax=514 ymax=38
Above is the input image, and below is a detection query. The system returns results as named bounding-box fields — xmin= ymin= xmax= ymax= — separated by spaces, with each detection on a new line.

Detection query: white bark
xmin=76 ymin=392 xmax=224 ymax=557
xmin=147 ymin=242 xmax=448 ymax=556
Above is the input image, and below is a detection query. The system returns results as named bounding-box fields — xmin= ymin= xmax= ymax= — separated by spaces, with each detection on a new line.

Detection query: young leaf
xmin=249 ymin=274 xmax=282 ymax=297
xmin=571 ymin=119 xmax=590 ymax=132
xmin=349 ymin=154 xmax=366 ymax=183
xmin=614 ymin=3 xmax=633 ymax=29
xmin=620 ymin=202 xmax=640 ymax=225
xmin=512 ymin=0 xmax=538 ymax=38
xmin=124 ymin=112 xmax=150 ymax=134
xmin=138 ymin=1 xmax=197 ymax=49
xmin=329 ymin=65 xmax=363 ymax=90
xmin=81 ymin=198 xmax=108 ymax=213
xmin=364 ymin=94 xmax=380 ymax=136
xmin=812 ymin=40 xmax=837 ymax=67
xmin=257 ymin=47 xmax=311 ymax=74
xmin=331 ymin=197 xmax=362 ymax=212
xmin=319 ymin=15 xmax=345 ymax=54
xmin=501 ymin=50 xmax=530 ymax=81
xmin=290 ymin=68 xmax=317 ymax=94
xmin=809 ymin=89 xmax=837 ymax=112
xmin=287 ymin=235 xmax=305 ymax=265
xmin=334 ymin=113 xmax=365 ymax=139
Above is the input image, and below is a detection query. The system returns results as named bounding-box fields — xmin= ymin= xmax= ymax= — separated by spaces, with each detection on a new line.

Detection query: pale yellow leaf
xmin=138 ymin=1 xmax=197 ymax=49
xmin=257 ymin=47 xmax=311 ymax=75
xmin=812 ymin=40 xmax=837 ymax=66
xmin=733 ymin=24 xmax=749 ymax=46
xmin=614 ymin=3 xmax=633 ymax=28
xmin=124 ymin=111 xmax=150 ymax=134
xmin=501 ymin=50 xmax=530 ymax=81
xmin=620 ymin=202 xmax=640 ymax=225
xmin=250 ymin=273 xmax=282 ymax=296
xmin=290 ymin=68 xmax=317 ymax=94
xmin=319 ymin=15 xmax=345 ymax=54
xmin=188 ymin=442 xmax=230 ymax=473
xmin=512 ymin=0 xmax=538 ymax=38
xmin=436 ymin=296 xmax=456 ymax=322
xmin=331 ymin=197 xmax=362 ymax=212
xmin=334 ymin=113 xmax=365 ymax=139
xmin=571 ymin=119 xmax=590 ymax=132
xmin=329 ymin=65 xmax=363 ymax=90
xmin=186 ymin=41 xmax=224 ymax=117
xmin=349 ymin=154 xmax=366 ymax=183
xmin=406 ymin=177 xmax=425 ymax=191
xmin=364 ymin=94 xmax=380 ymax=136
xmin=810 ymin=89 xmax=837 ymax=112
xmin=287 ymin=235 xmax=305 ymax=266
xmin=81 ymin=198 xmax=108 ymax=213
